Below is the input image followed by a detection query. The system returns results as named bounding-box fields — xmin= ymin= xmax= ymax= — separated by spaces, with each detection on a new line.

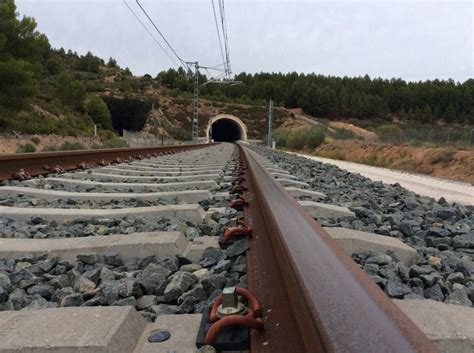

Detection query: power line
xmin=123 ymin=0 xmax=180 ymax=68
xmin=218 ymin=0 xmax=232 ymax=75
xmin=211 ymin=0 xmax=226 ymax=69
xmin=135 ymin=0 xmax=188 ymax=67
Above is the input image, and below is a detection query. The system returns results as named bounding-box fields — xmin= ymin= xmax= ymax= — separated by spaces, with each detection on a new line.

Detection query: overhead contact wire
xmin=135 ymin=0 xmax=188 ymax=67
xmin=123 ymin=0 xmax=180 ymax=68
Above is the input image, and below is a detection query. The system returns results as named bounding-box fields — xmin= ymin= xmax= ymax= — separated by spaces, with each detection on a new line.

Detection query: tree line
xmin=2 ymin=0 xmax=472 ymax=140
xmin=0 ymin=0 xmax=118 ymax=133
xmin=157 ymin=70 xmax=474 ymax=124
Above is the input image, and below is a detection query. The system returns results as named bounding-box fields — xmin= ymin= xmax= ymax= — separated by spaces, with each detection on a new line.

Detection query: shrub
xmin=426 ymin=149 xmax=455 ymax=164
xmin=42 ymin=144 xmax=59 ymax=151
xmin=16 ymin=143 xmax=36 ymax=153
xmin=316 ymin=150 xmax=346 ymax=160
xmin=85 ymin=95 xmax=112 ymax=130
xmin=287 ymin=129 xmax=306 ymax=150
xmin=304 ymin=127 xmax=325 ymax=148
xmin=283 ymin=127 xmax=325 ymax=150
xmin=169 ymin=127 xmax=191 ymax=141
xmin=99 ymin=130 xmax=118 ymax=141
xmin=333 ymin=128 xmax=356 ymax=140
xmin=85 ymin=82 xmax=105 ymax=92
xmin=99 ymin=138 xmax=128 ymax=149
xmin=59 ymin=141 xmax=85 ymax=150
xmin=359 ymin=155 xmax=379 ymax=166
xmin=273 ymin=129 xmax=289 ymax=148
xmin=376 ymin=124 xmax=403 ymax=144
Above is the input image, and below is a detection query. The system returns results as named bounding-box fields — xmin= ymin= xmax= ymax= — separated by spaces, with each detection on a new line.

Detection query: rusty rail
xmin=239 ymin=145 xmax=440 ymax=353
xmin=0 ymin=143 xmax=215 ymax=181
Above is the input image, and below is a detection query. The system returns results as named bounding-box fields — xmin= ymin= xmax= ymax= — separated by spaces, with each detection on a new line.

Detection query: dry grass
xmin=425 ymin=149 xmax=455 ymax=164
xmin=313 ymin=141 xmax=474 ymax=184
xmin=314 ymin=149 xmax=346 ymax=161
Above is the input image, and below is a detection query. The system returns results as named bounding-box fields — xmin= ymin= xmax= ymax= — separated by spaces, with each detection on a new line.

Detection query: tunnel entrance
xmin=211 ymin=119 xmax=242 ymax=141
xmin=206 ymin=114 xmax=247 ymax=143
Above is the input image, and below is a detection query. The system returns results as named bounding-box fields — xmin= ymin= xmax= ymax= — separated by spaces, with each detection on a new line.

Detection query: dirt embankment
xmin=0 ymin=135 xmax=100 ymax=154
xmin=328 ymin=121 xmax=378 ymax=141
xmin=313 ymin=141 xmax=474 ymax=184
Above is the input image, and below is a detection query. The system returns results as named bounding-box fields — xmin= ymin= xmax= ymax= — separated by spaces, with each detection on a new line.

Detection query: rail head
xmin=239 ymin=144 xmax=440 ymax=353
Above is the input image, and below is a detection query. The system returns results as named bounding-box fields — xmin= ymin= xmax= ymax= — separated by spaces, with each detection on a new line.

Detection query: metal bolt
xmin=222 ymin=287 xmax=239 ymax=308
xmin=217 ymin=287 xmax=246 ymax=318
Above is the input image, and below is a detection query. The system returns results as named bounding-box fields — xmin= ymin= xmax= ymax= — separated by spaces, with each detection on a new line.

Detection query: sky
xmin=15 ymin=0 xmax=474 ymax=82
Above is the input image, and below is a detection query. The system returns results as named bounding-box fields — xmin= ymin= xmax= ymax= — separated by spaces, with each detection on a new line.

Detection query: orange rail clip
xmin=204 ymin=287 xmax=264 ymax=345
xmin=223 ymin=220 xmax=253 ymax=244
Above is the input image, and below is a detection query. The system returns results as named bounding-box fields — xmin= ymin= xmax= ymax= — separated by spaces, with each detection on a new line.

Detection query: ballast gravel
xmin=0 ymin=240 xmax=247 ymax=322
xmin=0 ymin=197 xmax=233 ymax=239
xmin=251 ymin=144 xmax=473 ymax=307
xmin=0 ymin=148 xmax=242 ymax=319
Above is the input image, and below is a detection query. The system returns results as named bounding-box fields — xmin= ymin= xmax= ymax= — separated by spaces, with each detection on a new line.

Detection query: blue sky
xmin=16 ymin=0 xmax=474 ymax=82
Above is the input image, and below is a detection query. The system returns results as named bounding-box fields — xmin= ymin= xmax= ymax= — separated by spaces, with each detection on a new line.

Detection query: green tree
xmin=444 ymin=103 xmax=457 ymax=123
xmin=85 ymin=95 xmax=112 ymax=130
xmin=0 ymin=0 xmax=48 ymax=111
xmin=55 ymin=72 xmax=86 ymax=109
xmin=0 ymin=0 xmax=49 ymax=64
xmin=156 ymin=68 xmax=178 ymax=87
xmin=176 ymin=75 xmax=190 ymax=92
xmin=0 ymin=59 xmax=37 ymax=109
xmin=420 ymin=105 xmax=433 ymax=123
xmin=107 ymin=57 xmax=118 ymax=68
xmin=45 ymin=57 xmax=62 ymax=75
xmin=76 ymin=51 xmax=101 ymax=73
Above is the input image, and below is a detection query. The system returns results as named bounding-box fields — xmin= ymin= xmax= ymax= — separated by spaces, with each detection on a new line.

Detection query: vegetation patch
xmin=273 ymin=126 xmax=325 ymax=150
xmin=16 ymin=143 xmax=36 ymax=153
xmin=312 ymin=141 xmax=474 ymax=184
xmin=426 ymin=149 xmax=455 ymax=165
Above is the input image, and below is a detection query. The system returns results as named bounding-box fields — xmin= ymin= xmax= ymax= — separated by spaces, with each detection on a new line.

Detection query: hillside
xmin=1 ymin=0 xmax=473 ymax=166
xmin=0 ymin=0 xmax=297 ymax=145
xmin=152 ymin=93 xmax=293 ymax=140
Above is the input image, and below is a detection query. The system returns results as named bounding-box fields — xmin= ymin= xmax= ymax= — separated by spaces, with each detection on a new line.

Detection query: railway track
xmin=0 ymin=142 xmax=472 ymax=353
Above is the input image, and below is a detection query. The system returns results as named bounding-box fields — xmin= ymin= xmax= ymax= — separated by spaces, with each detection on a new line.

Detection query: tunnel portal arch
xmin=206 ymin=114 xmax=247 ymax=142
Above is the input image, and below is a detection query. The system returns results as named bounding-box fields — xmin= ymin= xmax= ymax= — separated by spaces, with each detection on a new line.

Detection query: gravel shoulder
xmin=293 ymin=152 xmax=474 ymax=206
xmin=252 ymin=144 xmax=473 ymax=308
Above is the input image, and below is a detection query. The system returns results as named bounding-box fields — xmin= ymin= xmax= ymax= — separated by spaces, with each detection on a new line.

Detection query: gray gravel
xmin=0 ymin=192 xmax=229 ymax=209
xmin=0 ymin=243 xmax=247 ymax=321
xmin=0 ymin=146 xmax=243 ymax=319
xmin=251 ymin=144 xmax=473 ymax=307
xmin=0 ymin=195 xmax=175 ymax=208
xmin=0 ymin=196 xmax=234 ymax=240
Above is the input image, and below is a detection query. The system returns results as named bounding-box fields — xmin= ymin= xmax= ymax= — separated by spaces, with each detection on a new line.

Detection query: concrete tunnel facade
xmin=206 ymin=114 xmax=248 ymax=142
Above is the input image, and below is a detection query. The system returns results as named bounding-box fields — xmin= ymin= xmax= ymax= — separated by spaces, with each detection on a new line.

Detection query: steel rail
xmin=239 ymin=145 xmax=440 ymax=353
xmin=0 ymin=143 xmax=215 ymax=181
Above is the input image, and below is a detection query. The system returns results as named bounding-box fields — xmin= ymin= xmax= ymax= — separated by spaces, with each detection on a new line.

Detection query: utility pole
xmin=192 ymin=62 xmax=199 ymax=143
xmin=267 ymin=98 xmax=273 ymax=147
